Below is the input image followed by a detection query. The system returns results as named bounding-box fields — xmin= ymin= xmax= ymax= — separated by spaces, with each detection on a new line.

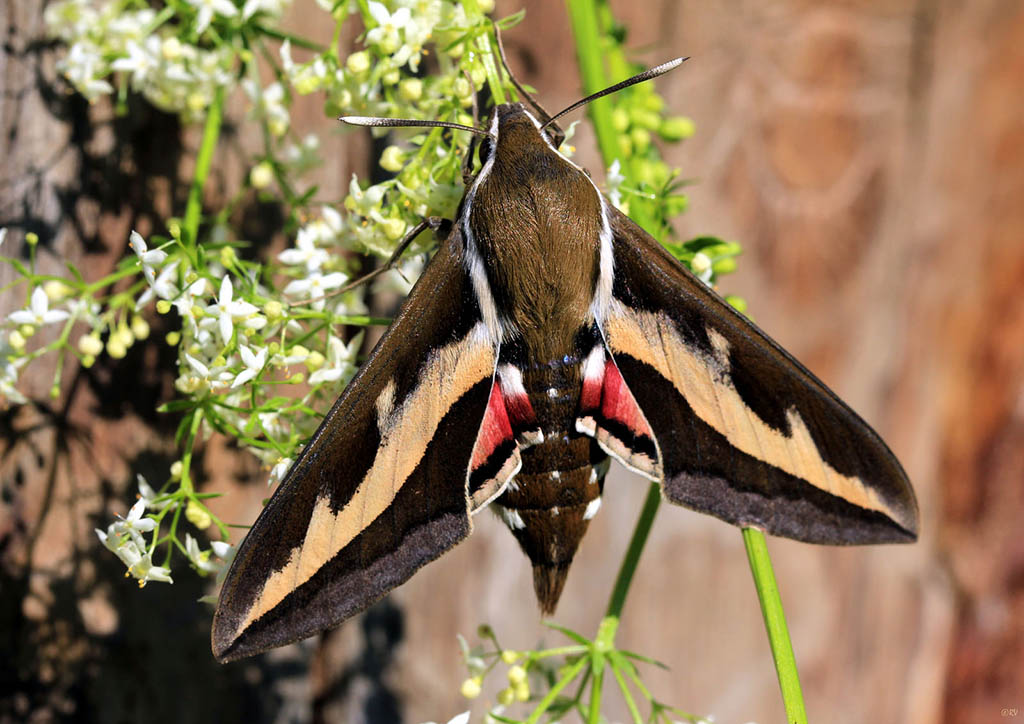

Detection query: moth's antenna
xmin=340 ymin=116 xmax=497 ymax=141
xmin=541 ymin=57 xmax=687 ymax=132
xmin=494 ymin=27 xmax=556 ymax=128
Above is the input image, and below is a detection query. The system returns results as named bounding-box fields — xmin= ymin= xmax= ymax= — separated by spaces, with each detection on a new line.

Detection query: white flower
xmin=60 ymin=41 xmax=113 ymax=102
xmin=8 ymin=287 xmax=70 ymax=327
xmin=347 ymin=174 xmax=388 ymax=216
xmin=185 ymin=533 xmax=232 ymax=575
xmin=268 ymin=457 xmax=292 ymax=486
xmin=421 ymin=713 xmax=470 ymax=724
xmin=278 ymin=227 xmax=329 ymax=272
xmin=206 ymin=277 xmax=258 ymax=345
xmin=0 ymin=357 xmax=28 ymax=406
xmin=308 ymin=332 xmax=361 ymax=385
xmin=606 ymin=159 xmax=626 ymax=209
xmin=242 ymin=0 xmax=289 ymax=20
xmin=186 ymin=0 xmax=238 ymax=35
xmin=110 ymin=37 xmax=161 ymax=87
xmin=172 ymin=277 xmax=209 ymax=318
xmin=129 ymin=551 xmax=173 ymax=585
xmin=117 ymin=498 xmax=157 ymax=541
xmin=0 ymin=228 xmax=6 ymax=247
xmin=691 ymin=251 xmax=713 ymax=284
xmin=137 ymin=260 xmax=181 ymax=308
xmin=184 ymin=352 xmax=210 ymax=379
xmin=231 ymin=344 xmax=267 ymax=388
xmin=129 ymin=230 xmax=168 ymax=285
xmin=283 ymin=272 xmax=347 ymax=311
xmin=366 ymin=2 xmax=412 ymax=55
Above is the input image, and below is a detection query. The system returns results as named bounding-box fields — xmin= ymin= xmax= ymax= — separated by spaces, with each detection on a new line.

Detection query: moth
xmin=212 ymin=57 xmax=918 ymax=662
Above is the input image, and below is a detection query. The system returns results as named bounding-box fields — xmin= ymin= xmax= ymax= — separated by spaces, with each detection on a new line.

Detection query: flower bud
xmin=691 ymin=251 xmax=712 ymax=275
xmin=497 ymin=688 xmax=514 ymax=706
xmin=459 ymin=677 xmax=482 ymax=700
xmin=630 ymin=127 xmax=651 ymax=153
xmin=219 ymin=246 xmax=237 ymax=268
xmin=131 ymin=316 xmax=150 ymax=340
xmin=165 ymin=331 xmax=181 ymax=346
xmin=78 ymin=334 xmax=104 ymax=357
xmin=379 ymin=217 xmax=406 ymax=241
xmin=264 ymin=300 xmax=283 ymax=319
xmin=507 ymin=665 xmax=526 ymax=685
xmin=305 ymin=351 xmax=326 ymax=371
xmin=611 ymin=107 xmax=630 ymax=132
xmin=9 ymin=330 xmax=26 ymax=349
xmin=162 ymin=36 xmax=182 ymax=61
xmin=346 ymin=51 xmax=370 ymax=75
xmin=379 ymin=146 xmax=406 ymax=173
xmin=185 ymin=499 xmax=211 ymax=530
xmin=398 ymin=78 xmax=422 ymax=102
xmin=171 ymin=461 xmax=183 ymax=479
xmin=107 ymin=337 xmax=127 ymax=359
xmin=250 ymin=161 xmax=274 ymax=189
xmin=44 ymin=280 xmax=72 ymax=301
xmin=659 ymin=116 xmax=696 ymax=141
xmin=156 ymin=300 xmax=172 ymax=315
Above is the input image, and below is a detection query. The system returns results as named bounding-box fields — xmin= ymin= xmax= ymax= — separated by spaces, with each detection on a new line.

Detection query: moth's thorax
xmin=465 ymin=104 xmax=604 ymax=361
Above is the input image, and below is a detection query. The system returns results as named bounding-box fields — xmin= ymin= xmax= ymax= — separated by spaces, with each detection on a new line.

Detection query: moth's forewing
xmin=601 ymin=207 xmax=919 ymax=544
xmin=212 ymin=229 xmax=499 ymax=662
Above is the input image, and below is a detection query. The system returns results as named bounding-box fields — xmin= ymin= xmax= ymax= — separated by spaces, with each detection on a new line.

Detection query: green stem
xmin=182 ymin=86 xmax=225 ymax=251
xmin=564 ymin=0 xmax=617 ymax=165
xmin=742 ymin=528 xmax=808 ymax=724
xmin=460 ymin=0 xmax=506 ymax=104
xmin=523 ymin=654 xmax=589 ymax=724
xmin=605 ymin=482 xmax=660 ymax=618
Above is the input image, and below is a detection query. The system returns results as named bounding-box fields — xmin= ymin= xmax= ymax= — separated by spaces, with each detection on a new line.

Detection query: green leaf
xmin=542 ymin=621 xmax=591 ymax=646
xmin=618 ymin=649 xmax=669 ymax=670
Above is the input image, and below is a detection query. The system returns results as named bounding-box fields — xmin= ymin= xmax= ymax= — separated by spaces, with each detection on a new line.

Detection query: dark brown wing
xmin=601 ymin=206 xmax=918 ymax=544
xmin=213 ymin=229 xmax=502 ymax=662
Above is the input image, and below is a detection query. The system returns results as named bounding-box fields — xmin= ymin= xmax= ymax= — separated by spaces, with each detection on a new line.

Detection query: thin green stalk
xmin=182 ymin=86 xmax=225 ymax=250
xmin=742 ymin=528 xmax=808 ymax=724
xmin=605 ymin=482 xmax=660 ymax=619
xmin=523 ymin=654 xmax=589 ymax=724
xmin=460 ymin=0 xmax=506 ymax=104
xmin=564 ymin=0 xmax=617 ymax=165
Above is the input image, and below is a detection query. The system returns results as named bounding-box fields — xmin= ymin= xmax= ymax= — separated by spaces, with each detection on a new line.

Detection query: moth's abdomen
xmin=492 ymin=355 xmax=608 ymax=613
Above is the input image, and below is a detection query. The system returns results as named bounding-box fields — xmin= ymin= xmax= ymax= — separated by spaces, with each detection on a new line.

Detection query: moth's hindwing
xmin=212 ymin=229 xmax=498 ymax=662
xmin=602 ymin=207 xmax=919 ymax=544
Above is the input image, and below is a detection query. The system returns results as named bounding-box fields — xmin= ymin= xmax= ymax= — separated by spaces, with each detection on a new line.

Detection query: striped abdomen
xmin=493 ymin=354 xmax=608 ymax=613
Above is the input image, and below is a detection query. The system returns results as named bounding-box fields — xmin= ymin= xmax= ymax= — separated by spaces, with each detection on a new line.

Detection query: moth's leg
xmin=462 ymin=136 xmax=479 ymax=187
xmin=297 ymin=217 xmax=451 ymax=306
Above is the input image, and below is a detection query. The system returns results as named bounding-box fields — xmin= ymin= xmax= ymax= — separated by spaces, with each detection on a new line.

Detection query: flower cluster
xmin=45 ymin=0 xmax=248 ymax=118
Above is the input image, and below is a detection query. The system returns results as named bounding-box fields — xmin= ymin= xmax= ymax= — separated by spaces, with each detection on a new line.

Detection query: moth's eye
xmin=478 ymin=136 xmax=493 ymax=164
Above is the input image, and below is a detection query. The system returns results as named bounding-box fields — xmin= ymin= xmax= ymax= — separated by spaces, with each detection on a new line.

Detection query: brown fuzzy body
xmin=467 ymin=106 xmax=609 ymax=611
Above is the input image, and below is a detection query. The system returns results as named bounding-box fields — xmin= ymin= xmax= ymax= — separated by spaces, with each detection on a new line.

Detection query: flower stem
xmin=605 ymin=482 xmax=660 ymax=619
xmin=461 ymin=0 xmax=507 ymax=104
xmin=182 ymin=86 xmax=224 ymax=251
xmin=742 ymin=527 xmax=808 ymax=724
xmin=564 ymin=0 xmax=617 ymax=165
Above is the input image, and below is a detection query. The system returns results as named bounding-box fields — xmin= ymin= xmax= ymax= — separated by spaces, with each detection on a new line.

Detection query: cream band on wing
xmin=231 ymin=325 xmax=495 ymax=638
xmin=604 ymin=304 xmax=906 ymax=527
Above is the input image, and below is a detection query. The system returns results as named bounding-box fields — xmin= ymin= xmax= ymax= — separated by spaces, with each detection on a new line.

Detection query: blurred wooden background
xmin=2 ymin=0 xmax=1022 ymax=722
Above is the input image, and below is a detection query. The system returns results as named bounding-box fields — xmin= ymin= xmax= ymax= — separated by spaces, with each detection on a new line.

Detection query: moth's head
xmin=477 ymin=103 xmax=558 ymax=167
